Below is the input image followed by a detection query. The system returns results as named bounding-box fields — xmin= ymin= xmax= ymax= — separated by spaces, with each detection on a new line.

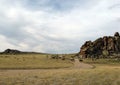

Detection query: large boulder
xmin=79 ymin=32 xmax=120 ymax=58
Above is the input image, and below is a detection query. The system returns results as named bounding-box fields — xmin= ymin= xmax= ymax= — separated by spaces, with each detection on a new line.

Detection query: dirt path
xmin=73 ymin=59 xmax=94 ymax=69
xmin=0 ymin=59 xmax=94 ymax=71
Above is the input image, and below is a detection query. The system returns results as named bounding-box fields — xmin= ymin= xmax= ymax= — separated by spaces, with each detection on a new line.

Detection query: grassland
xmin=0 ymin=54 xmax=120 ymax=85
xmin=0 ymin=54 xmax=73 ymax=69
xmin=0 ymin=65 xmax=120 ymax=85
xmin=83 ymin=58 xmax=120 ymax=65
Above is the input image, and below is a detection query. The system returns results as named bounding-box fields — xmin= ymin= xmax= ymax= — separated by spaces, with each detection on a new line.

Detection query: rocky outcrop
xmin=3 ymin=49 xmax=21 ymax=54
xmin=79 ymin=32 xmax=120 ymax=58
xmin=2 ymin=49 xmax=43 ymax=54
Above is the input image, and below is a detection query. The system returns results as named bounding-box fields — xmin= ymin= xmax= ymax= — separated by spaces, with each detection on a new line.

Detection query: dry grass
xmin=0 ymin=65 xmax=120 ymax=85
xmin=83 ymin=58 xmax=120 ymax=65
xmin=0 ymin=54 xmax=73 ymax=69
xmin=0 ymin=54 xmax=120 ymax=85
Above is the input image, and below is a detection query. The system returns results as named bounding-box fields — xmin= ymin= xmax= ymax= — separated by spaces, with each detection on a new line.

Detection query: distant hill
xmin=1 ymin=49 xmax=45 ymax=54
xmin=79 ymin=32 xmax=120 ymax=58
xmin=2 ymin=49 xmax=21 ymax=54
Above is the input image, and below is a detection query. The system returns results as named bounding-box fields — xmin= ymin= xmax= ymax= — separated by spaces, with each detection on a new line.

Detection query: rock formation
xmin=3 ymin=49 xmax=21 ymax=54
xmin=2 ymin=49 xmax=42 ymax=54
xmin=79 ymin=32 xmax=120 ymax=58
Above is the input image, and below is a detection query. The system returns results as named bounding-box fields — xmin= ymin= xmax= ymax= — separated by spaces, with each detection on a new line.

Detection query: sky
xmin=0 ymin=0 xmax=120 ymax=53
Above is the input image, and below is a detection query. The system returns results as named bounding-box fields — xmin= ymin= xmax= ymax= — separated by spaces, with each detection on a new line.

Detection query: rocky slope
xmin=1 ymin=49 xmax=45 ymax=54
xmin=79 ymin=32 xmax=120 ymax=58
xmin=2 ymin=49 xmax=21 ymax=54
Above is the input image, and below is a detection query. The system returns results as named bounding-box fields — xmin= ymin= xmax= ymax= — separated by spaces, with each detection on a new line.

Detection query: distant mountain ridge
xmin=1 ymin=49 xmax=45 ymax=54
xmin=79 ymin=32 xmax=120 ymax=58
xmin=3 ymin=49 xmax=21 ymax=54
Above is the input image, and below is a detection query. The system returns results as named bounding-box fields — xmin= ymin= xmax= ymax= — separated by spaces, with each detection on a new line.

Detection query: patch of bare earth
xmin=73 ymin=59 xmax=94 ymax=69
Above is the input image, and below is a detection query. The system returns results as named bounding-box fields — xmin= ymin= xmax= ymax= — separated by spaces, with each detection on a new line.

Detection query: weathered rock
xmin=114 ymin=32 xmax=120 ymax=37
xmin=3 ymin=49 xmax=21 ymax=54
xmin=79 ymin=32 xmax=120 ymax=58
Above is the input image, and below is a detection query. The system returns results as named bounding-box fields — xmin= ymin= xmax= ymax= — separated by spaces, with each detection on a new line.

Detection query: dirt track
xmin=73 ymin=59 xmax=94 ymax=69
xmin=0 ymin=59 xmax=94 ymax=70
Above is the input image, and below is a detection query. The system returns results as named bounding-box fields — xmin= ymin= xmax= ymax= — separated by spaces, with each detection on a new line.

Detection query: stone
xmin=114 ymin=32 xmax=120 ymax=37
xmin=3 ymin=49 xmax=21 ymax=54
xmin=79 ymin=32 xmax=120 ymax=58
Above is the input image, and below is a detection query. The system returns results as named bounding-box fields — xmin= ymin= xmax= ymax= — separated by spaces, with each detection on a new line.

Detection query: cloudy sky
xmin=0 ymin=0 xmax=120 ymax=53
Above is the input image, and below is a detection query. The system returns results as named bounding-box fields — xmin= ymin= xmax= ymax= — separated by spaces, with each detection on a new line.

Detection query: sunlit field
xmin=0 ymin=54 xmax=73 ymax=69
xmin=0 ymin=65 xmax=120 ymax=85
xmin=0 ymin=54 xmax=120 ymax=85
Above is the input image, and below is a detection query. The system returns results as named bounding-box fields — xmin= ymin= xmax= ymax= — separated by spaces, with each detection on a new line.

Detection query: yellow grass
xmin=0 ymin=65 xmax=120 ymax=85
xmin=83 ymin=58 xmax=120 ymax=65
xmin=0 ymin=54 xmax=120 ymax=85
xmin=0 ymin=54 xmax=73 ymax=69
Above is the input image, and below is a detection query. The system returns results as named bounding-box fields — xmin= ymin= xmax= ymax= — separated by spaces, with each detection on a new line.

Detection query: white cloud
xmin=18 ymin=42 xmax=29 ymax=50
xmin=0 ymin=0 xmax=120 ymax=53
xmin=0 ymin=35 xmax=16 ymax=51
